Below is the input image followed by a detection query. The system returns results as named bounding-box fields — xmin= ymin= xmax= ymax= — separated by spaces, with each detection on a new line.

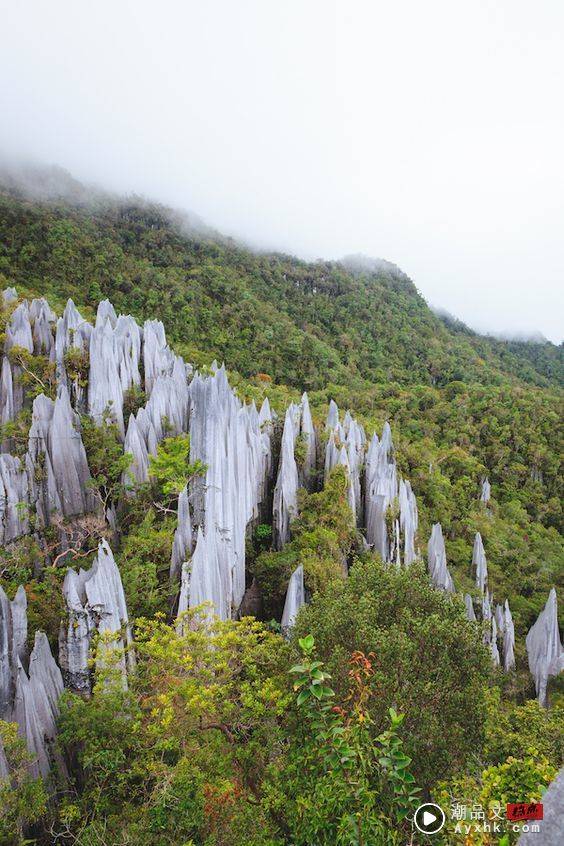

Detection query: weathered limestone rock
xmin=490 ymin=616 xmax=501 ymax=666
xmin=122 ymin=413 xmax=151 ymax=487
xmin=178 ymin=525 xmax=225 ymax=623
xmin=399 ymin=479 xmax=418 ymax=565
xmin=464 ymin=593 xmax=476 ymax=622
xmin=526 ymin=588 xmax=563 ymax=706
xmin=503 ymin=600 xmax=515 ymax=671
xmin=27 ymin=386 xmax=96 ymax=526
xmin=325 ymin=402 xmax=365 ymax=525
xmin=0 ymin=586 xmax=14 ymax=719
xmin=2 ymin=301 xmax=34 ymax=422
xmin=0 ymin=454 xmax=30 ymax=544
xmin=273 ymin=404 xmax=300 ymax=549
xmin=2 ymin=287 xmax=18 ymax=306
xmin=30 ymin=298 xmax=56 ymax=357
xmin=13 ymin=659 xmax=51 ymax=779
xmin=281 ymin=565 xmax=305 ymax=632
xmin=365 ymin=424 xmax=397 ymax=561
xmin=88 ymin=302 xmax=142 ymax=437
xmin=480 ymin=477 xmax=491 ymax=503
xmin=5 ymin=301 xmax=34 ymax=354
xmin=182 ymin=366 xmax=273 ymax=618
xmin=518 ymin=766 xmax=564 ymax=846
xmin=59 ymin=540 xmax=134 ymax=692
xmin=55 ymin=299 xmax=92 ymax=406
xmin=427 ymin=523 xmax=455 ymax=592
xmin=299 ymin=392 xmax=317 ymax=490
xmin=10 ymin=586 xmax=27 ymax=668
xmin=0 ymin=582 xmax=63 ymax=780
xmin=170 ymin=485 xmax=193 ymax=583
xmin=143 ymin=319 xmax=178 ymax=396
xmin=473 ymin=532 xmax=488 ymax=594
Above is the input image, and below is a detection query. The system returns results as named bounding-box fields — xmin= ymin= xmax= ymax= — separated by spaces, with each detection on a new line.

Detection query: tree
xmin=294 ymin=557 xmax=492 ymax=788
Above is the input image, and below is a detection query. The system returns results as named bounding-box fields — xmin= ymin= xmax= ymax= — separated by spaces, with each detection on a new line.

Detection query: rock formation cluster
xmin=0 ymin=286 xmax=562 ymax=785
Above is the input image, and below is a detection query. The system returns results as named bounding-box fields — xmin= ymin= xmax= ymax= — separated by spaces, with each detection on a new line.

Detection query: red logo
xmin=506 ymin=803 xmax=543 ymax=822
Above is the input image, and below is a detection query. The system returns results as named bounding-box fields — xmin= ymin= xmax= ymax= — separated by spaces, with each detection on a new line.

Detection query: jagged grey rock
xmin=10 ymin=586 xmax=27 ymax=668
xmin=273 ymin=404 xmax=300 ymax=550
xmin=0 ymin=580 xmax=63 ymax=779
xmin=170 ymin=485 xmax=193 ymax=583
xmin=54 ymin=299 xmax=92 ymax=406
xmin=13 ymin=659 xmax=51 ymax=779
xmin=183 ymin=366 xmax=273 ymax=618
xmin=490 ymin=616 xmax=500 ymax=666
xmin=2 ymin=287 xmax=18 ymax=306
xmin=143 ymin=319 xmax=179 ymax=396
xmin=325 ymin=401 xmax=365 ymax=525
xmin=399 ymin=479 xmax=418 ymax=565
xmin=0 ymin=586 xmax=13 ymax=719
xmin=473 ymin=532 xmax=488 ymax=594
xmin=526 ymin=588 xmax=563 ymax=706
xmin=480 ymin=477 xmax=491 ymax=503
xmin=0 ymin=454 xmax=30 ymax=544
xmin=2 ymin=301 xmax=34 ymax=421
xmin=27 ymin=386 xmax=96 ymax=525
xmin=281 ymin=565 xmax=305 ymax=632
xmin=299 ymin=392 xmax=317 ymax=490
xmin=30 ymin=298 xmax=56 ymax=357
xmin=518 ymin=766 xmax=564 ymax=846
xmin=427 ymin=523 xmax=455 ymax=592
xmin=503 ymin=600 xmax=516 ymax=671
xmin=365 ymin=423 xmax=397 ymax=561
xmin=464 ymin=593 xmax=477 ymax=622
xmin=59 ymin=539 xmax=134 ymax=692
xmin=178 ymin=525 xmax=225 ymax=623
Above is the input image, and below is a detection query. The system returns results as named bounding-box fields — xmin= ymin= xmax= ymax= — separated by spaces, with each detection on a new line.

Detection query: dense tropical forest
xmin=0 ymin=169 xmax=562 ymax=845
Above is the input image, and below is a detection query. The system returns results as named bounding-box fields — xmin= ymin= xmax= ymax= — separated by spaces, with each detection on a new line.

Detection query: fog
xmin=1 ymin=0 xmax=563 ymax=342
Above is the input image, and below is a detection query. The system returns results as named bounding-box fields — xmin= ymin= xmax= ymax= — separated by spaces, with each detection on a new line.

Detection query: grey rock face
xmin=30 ymin=298 xmax=56 ymax=357
xmin=0 ymin=585 xmax=15 ymax=719
xmin=55 ymin=299 xmax=92 ymax=406
xmin=480 ymin=477 xmax=491 ymax=503
xmin=299 ymin=393 xmax=317 ymax=491
xmin=186 ymin=366 xmax=272 ymax=617
xmin=490 ymin=616 xmax=500 ymax=667
xmin=473 ymin=532 xmax=488 ymax=594
xmin=0 ymin=454 xmax=30 ymax=544
xmin=178 ymin=525 xmax=225 ymax=624
xmin=2 ymin=287 xmax=18 ymax=306
xmin=503 ymin=599 xmax=516 ymax=671
xmin=427 ymin=523 xmax=455 ymax=592
xmin=273 ymin=404 xmax=300 ymax=550
xmin=59 ymin=539 xmax=134 ymax=692
xmin=399 ymin=479 xmax=418 ymax=566
xmin=170 ymin=485 xmax=193 ymax=583
xmin=518 ymin=767 xmax=564 ymax=846
xmin=88 ymin=303 xmax=143 ymax=437
xmin=281 ymin=565 xmax=305 ymax=633
xmin=526 ymin=588 xmax=563 ymax=706
xmin=0 ymin=582 xmax=62 ymax=780
xmin=365 ymin=424 xmax=397 ymax=561
xmin=27 ymin=386 xmax=96 ymax=526
xmin=464 ymin=593 xmax=477 ymax=622
xmin=325 ymin=402 xmax=365 ymax=525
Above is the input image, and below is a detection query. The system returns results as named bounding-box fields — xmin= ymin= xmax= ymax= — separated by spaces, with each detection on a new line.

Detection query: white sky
xmin=1 ymin=0 xmax=563 ymax=342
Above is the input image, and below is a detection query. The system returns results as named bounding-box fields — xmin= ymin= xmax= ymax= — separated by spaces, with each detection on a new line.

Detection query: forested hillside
xmin=0 ymin=175 xmax=562 ymax=845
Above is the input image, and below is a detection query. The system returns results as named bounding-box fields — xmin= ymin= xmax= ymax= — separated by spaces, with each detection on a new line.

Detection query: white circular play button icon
xmin=413 ymin=803 xmax=446 ymax=834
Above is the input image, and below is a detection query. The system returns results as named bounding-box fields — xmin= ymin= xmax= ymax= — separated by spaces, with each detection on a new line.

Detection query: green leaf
xmin=299 ymin=635 xmax=315 ymax=652
xmin=297 ymin=689 xmax=311 ymax=706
